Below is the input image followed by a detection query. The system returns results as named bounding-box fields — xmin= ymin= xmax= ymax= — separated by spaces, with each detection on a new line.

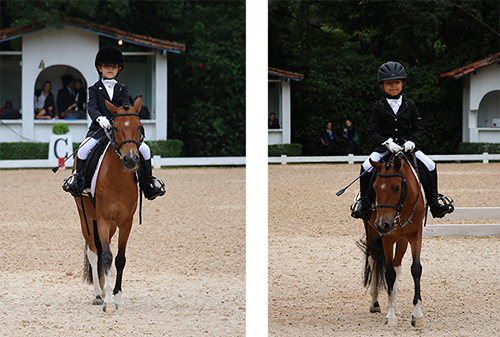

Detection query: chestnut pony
xmin=359 ymin=152 xmax=426 ymax=328
xmin=75 ymin=97 xmax=143 ymax=313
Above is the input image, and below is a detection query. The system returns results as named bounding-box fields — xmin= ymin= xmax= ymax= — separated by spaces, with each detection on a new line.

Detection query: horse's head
xmin=370 ymin=155 xmax=408 ymax=234
xmin=104 ymin=96 xmax=144 ymax=171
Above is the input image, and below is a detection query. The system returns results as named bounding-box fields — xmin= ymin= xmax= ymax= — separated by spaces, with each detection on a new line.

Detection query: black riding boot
xmin=62 ymin=157 xmax=86 ymax=197
xmin=418 ymin=162 xmax=454 ymax=218
xmin=351 ymin=167 xmax=372 ymax=221
xmin=141 ymin=158 xmax=166 ymax=200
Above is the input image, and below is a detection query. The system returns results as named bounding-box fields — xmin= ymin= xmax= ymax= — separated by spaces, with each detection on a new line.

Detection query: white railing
xmin=0 ymin=156 xmax=246 ymax=169
xmin=269 ymin=152 xmax=500 ymax=165
xmin=424 ymin=207 xmax=500 ymax=237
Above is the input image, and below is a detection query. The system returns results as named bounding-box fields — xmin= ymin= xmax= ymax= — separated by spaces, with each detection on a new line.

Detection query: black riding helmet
xmin=377 ymin=61 xmax=406 ymax=83
xmin=95 ymin=45 xmax=124 ymax=77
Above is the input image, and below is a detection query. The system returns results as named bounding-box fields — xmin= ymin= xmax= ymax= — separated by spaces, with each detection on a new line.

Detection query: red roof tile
xmin=269 ymin=67 xmax=304 ymax=81
xmin=440 ymin=52 xmax=500 ymax=79
xmin=0 ymin=16 xmax=185 ymax=53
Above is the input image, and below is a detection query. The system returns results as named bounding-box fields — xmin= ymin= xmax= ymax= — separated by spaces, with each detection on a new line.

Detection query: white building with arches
xmin=0 ymin=16 xmax=185 ymax=143
xmin=440 ymin=53 xmax=500 ymax=143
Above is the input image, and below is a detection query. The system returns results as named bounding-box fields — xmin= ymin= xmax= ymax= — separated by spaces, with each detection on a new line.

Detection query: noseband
xmin=104 ymin=113 xmax=144 ymax=159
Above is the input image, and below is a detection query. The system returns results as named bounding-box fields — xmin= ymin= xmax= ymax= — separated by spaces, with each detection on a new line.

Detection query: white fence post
xmin=482 ymin=152 xmax=489 ymax=164
xmin=281 ymin=155 xmax=287 ymax=165
xmin=348 ymin=153 xmax=354 ymax=164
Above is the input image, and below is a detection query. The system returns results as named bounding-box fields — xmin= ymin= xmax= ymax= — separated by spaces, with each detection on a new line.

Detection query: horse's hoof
xmin=370 ymin=301 xmax=381 ymax=313
xmin=385 ymin=317 xmax=397 ymax=326
xmin=411 ymin=315 xmax=424 ymax=328
xmin=103 ymin=303 xmax=117 ymax=313
xmin=92 ymin=295 xmax=103 ymax=305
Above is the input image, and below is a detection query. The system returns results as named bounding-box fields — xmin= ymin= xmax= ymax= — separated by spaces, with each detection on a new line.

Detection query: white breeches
xmin=362 ymin=150 xmax=435 ymax=172
xmin=77 ymin=137 xmax=151 ymax=161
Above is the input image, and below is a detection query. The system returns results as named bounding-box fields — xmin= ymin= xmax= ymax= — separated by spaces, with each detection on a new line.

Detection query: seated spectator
xmin=0 ymin=100 xmax=20 ymax=119
xmin=269 ymin=112 xmax=280 ymax=129
xmin=34 ymin=80 xmax=56 ymax=119
xmin=57 ymin=74 xmax=78 ymax=119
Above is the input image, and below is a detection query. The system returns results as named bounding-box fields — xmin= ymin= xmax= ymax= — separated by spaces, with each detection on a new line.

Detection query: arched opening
xmin=477 ymin=90 xmax=500 ymax=127
xmin=34 ymin=65 xmax=88 ymax=119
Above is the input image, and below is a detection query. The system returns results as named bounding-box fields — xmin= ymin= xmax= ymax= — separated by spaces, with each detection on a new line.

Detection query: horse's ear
xmin=393 ymin=157 xmax=402 ymax=171
xmin=132 ymin=95 xmax=142 ymax=113
xmin=369 ymin=158 xmax=382 ymax=172
xmin=104 ymin=99 xmax=119 ymax=116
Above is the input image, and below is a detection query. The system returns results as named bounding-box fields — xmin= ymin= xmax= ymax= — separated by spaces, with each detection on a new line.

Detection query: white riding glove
xmin=403 ymin=140 xmax=415 ymax=152
xmin=382 ymin=138 xmax=402 ymax=153
xmin=96 ymin=116 xmax=111 ymax=130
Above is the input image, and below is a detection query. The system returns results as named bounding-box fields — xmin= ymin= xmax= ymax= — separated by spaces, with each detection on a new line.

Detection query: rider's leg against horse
xmin=351 ymin=166 xmax=372 ymax=220
xmin=63 ymin=137 xmax=100 ymax=197
xmin=138 ymin=143 xmax=166 ymax=200
xmin=415 ymin=152 xmax=454 ymax=218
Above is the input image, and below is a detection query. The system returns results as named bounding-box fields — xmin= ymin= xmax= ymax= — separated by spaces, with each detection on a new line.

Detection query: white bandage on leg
xmin=77 ymin=137 xmax=101 ymax=160
xmin=139 ymin=142 xmax=151 ymax=161
xmin=362 ymin=150 xmax=390 ymax=172
xmin=415 ymin=150 xmax=435 ymax=171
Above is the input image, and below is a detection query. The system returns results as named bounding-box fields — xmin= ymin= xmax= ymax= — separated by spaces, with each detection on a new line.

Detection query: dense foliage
xmin=268 ymin=143 xmax=303 ymax=157
xmin=1 ymin=0 xmax=245 ymax=157
xmin=269 ymin=0 xmax=499 ymax=155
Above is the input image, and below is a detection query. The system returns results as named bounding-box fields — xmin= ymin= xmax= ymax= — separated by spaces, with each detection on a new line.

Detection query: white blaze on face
xmin=124 ymin=121 xmax=130 ymax=127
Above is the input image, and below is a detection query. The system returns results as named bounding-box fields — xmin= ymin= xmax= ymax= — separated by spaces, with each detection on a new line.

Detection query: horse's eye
xmin=394 ymin=186 xmax=400 ymax=192
xmin=113 ymin=126 xmax=118 ymax=133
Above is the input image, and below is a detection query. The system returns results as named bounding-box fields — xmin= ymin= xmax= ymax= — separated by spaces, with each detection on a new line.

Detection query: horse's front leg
xmin=383 ymin=241 xmax=398 ymax=326
xmin=393 ymin=238 xmax=409 ymax=316
xmin=368 ymin=256 xmax=380 ymax=313
xmin=86 ymin=246 xmax=104 ymax=305
xmin=113 ymin=221 xmax=132 ymax=309
xmin=98 ymin=222 xmax=116 ymax=313
xmin=410 ymin=238 xmax=424 ymax=328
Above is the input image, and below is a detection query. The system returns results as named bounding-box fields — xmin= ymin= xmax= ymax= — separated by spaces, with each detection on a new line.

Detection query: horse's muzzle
xmin=122 ymin=153 xmax=139 ymax=170
xmin=374 ymin=218 xmax=394 ymax=234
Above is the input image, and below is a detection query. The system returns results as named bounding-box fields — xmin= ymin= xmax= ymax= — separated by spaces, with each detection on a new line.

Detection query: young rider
xmin=63 ymin=45 xmax=165 ymax=200
xmin=351 ymin=61 xmax=454 ymax=220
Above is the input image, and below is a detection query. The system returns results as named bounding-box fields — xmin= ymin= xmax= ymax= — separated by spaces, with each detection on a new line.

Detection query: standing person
xmin=350 ymin=61 xmax=454 ymax=220
xmin=74 ymin=79 xmax=87 ymax=113
xmin=63 ymin=45 xmax=165 ymax=200
xmin=321 ymin=122 xmax=339 ymax=155
xmin=343 ymin=119 xmax=357 ymax=154
xmin=57 ymin=74 xmax=78 ymax=118
xmin=34 ymin=80 xmax=56 ymax=119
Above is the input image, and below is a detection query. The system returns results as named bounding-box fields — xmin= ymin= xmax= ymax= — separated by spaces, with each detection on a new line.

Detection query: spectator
xmin=268 ymin=112 xmax=280 ymax=129
xmin=34 ymin=80 xmax=56 ymax=119
xmin=343 ymin=119 xmax=357 ymax=154
xmin=57 ymin=74 xmax=78 ymax=118
xmin=0 ymin=100 xmax=20 ymax=119
xmin=321 ymin=122 xmax=340 ymax=155
xmin=74 ymin=79 xmax=87 ymax=113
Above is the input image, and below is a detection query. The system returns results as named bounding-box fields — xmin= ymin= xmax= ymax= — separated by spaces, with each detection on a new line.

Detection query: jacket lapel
xmin=396 ymin=96 xmax=409 ymax=116
xmin=379 ymin=98 xmax=394 ymax=116
xmin=96 ymin=80 xmax=111 ymax=101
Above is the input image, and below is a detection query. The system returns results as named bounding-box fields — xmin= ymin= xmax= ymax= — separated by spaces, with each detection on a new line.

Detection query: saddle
xmin=81 ymin=137 xmax=110 ymax=192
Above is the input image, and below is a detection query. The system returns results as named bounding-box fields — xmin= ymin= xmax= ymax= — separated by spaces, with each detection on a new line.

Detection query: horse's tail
xmin=83 ymin=220 xmax=103 ymax=285
xmin=357 ymin=235 xmax=387 ymax=290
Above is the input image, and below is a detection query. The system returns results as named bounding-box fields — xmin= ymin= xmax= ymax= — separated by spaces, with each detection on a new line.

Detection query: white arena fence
xmin=269 ymin=152 xmax=500 ymax=165
xmin=424 ymin=207 xmax=500 ymax=237
xmin=0 ymin=156 xmax=246 ymax=169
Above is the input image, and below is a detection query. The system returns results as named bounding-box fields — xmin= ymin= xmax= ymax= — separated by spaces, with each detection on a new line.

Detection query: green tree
xmin=269 ymin=0 xmax=499 ymax=155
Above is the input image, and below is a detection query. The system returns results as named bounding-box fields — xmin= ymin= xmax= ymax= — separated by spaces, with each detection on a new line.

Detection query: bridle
xmin=374 ymin=155 xmax=421 ymax=229
xmin=104 ymin=112 xmax=144 ymax=159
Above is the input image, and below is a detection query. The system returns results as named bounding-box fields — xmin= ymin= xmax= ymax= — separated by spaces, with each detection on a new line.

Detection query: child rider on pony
xmin=63 ymin=45 xmax=165 ymax=201
xmin=350 ymin=61 xmax=454 ymax=221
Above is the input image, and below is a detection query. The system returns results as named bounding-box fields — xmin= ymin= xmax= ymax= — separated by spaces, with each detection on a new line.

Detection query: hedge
xmin=268 ymin=143 xmax=303 ymax=157
xmin=1 ymin=140 xmax=183 ymax=160
xmin=0 ymin=142 xmax=50 ymax=160
xmin=458 ymin=142 xmax=500 ymax=154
